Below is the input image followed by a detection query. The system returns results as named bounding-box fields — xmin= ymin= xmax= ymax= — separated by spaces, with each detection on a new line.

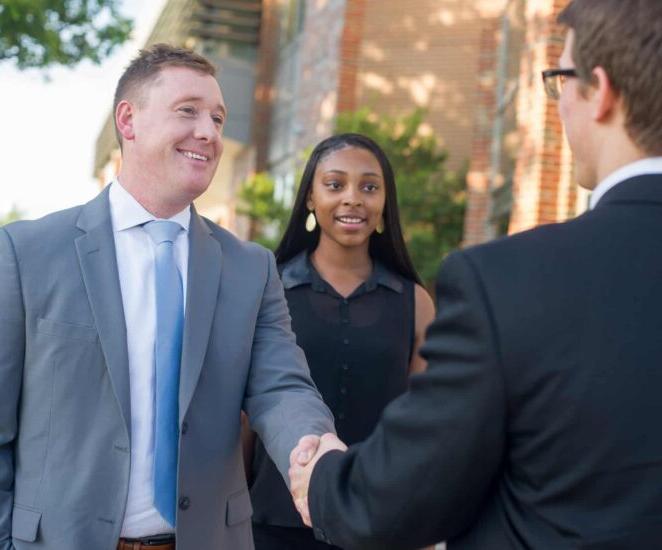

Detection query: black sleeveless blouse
xmin=250 ymin=251 xmax=415 ymax=527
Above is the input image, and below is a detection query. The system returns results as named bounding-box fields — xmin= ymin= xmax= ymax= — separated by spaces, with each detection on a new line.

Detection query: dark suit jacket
xmin=308 ymin=175 xmax=662 ymax=550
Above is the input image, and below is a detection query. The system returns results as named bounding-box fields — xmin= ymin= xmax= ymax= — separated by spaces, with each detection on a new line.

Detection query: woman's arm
xmin=410 ymin=284 xmax=437 ymax=550
xmin=409 ymin=284 xmax=436 ymax=375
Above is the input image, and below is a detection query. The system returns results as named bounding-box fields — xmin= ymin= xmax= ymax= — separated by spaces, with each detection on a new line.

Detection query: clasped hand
xmin=288 ymin=433 xmax=347 ymax=526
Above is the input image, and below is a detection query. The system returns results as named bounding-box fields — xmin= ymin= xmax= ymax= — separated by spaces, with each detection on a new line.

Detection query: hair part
xmin=113 ymin=43 xmax=216 ymax=148
xmin=275 ymin=133 xmax=422 ymax=285
xmin=558 ymin=0 xmax=662 ymax=155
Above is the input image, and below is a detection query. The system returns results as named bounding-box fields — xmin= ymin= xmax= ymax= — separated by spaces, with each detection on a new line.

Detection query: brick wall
xmin=464 ymin=0 xmax=587 ymax=245
xmin=255 ymin=0 xmax=523 ymax=184
xmin=464 ymin=13 xmax=503 ymax=245
xmin=337 ymin=0 xmax=366 ymax=114
xmin=253 ymin=0 xmax=280 ymax=172
xmin=464 ymin=0 xmax=579 ymax=246
xmin=354 ymin=0 xmax=499 ymax=171
xmin=509 ymin=0 xmax=572 ymax=234
xmin=253 ymin=0 xmax=585 ymax=246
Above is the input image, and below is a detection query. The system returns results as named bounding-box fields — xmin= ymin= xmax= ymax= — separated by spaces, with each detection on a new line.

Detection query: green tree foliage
xmin=0 ymin=205 xmax=23 ymax=225
xmin=336 ymin=108 xmax=466 ymax=286
xmin=0 ymin=0 xmax=133 ymax=69
xmin=237 ymin=172 xmax=290 ymax=251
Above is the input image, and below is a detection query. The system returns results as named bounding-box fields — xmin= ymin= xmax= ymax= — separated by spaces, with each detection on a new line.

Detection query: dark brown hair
xmin=558 ymin=0 xmax=662 ymax=154
xmin=113 ymin=43 xmax=216 ymax=147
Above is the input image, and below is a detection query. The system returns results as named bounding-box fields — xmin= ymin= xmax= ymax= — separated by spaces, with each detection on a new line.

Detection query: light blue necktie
xmin=144 ymin=220 xmax=184 ymax=527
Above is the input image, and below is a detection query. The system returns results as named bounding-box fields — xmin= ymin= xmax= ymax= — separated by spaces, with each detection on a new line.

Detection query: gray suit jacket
xmin=0 ymin=188 xmax=334 ymax=550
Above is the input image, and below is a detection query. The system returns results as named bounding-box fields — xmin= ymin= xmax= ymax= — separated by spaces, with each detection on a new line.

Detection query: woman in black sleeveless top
xmin=247 ymin=134 xmax=435 ymax=549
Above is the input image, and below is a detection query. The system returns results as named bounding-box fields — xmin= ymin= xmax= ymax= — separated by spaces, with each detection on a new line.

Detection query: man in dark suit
xmin=288 ymin=1 xmax=662 ymax=548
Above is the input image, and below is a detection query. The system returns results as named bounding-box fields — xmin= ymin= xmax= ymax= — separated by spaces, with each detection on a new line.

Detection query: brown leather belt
xmin=117 ymin=535 xmax=175 ymax=550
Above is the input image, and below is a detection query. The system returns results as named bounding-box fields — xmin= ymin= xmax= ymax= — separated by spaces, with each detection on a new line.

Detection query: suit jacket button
xmin=181 ymin=422 xmax=188 ymax=435
xmin=179 ymin=497 xmax=190 ymax=510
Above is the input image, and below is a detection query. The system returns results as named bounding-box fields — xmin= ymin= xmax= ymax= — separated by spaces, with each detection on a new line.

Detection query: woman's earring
xmin=375 ymin=217 xmax=384 ymax=235
xmin=305 ymin=210 xmax=317 ymax=232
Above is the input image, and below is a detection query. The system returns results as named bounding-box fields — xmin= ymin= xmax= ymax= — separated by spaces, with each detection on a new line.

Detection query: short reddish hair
xmin=113 ymin=43 xmax=216 ymax=147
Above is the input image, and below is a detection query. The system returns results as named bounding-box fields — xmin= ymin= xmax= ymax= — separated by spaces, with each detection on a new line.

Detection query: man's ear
xmin=115 ymin=100 xmax=136 ymax=142
xmin=591 ymin=66 xmax=619 ymax=122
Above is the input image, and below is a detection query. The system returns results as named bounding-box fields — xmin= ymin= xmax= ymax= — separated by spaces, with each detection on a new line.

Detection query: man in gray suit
xmin=0 ymin=44 xmax=334 ymax=550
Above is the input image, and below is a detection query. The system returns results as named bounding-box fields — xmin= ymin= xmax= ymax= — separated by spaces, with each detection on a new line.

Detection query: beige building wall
xmin=355 ymin=0 xmax=508 ymax=170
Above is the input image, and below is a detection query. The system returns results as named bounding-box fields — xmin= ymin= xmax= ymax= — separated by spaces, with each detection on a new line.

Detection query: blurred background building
xmin=94 ymin=0 xmax=582 ymax=248
xmin=464 ymin=0 xmax=588 ymax=246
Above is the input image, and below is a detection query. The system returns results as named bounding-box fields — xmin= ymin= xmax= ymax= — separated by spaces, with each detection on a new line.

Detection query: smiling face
xmin=307 ymin=146 xmax=386 ymax=253
xmin=118 ymin=66 xmax=226 ymax=213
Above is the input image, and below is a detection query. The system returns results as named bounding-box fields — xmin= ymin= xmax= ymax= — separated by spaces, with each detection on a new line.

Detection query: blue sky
xmin=0 ymin=1 xmax=166 ymax=219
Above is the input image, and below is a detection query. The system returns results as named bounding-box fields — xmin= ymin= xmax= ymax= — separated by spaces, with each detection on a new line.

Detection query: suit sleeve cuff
xmin=309 ymin=449 xmax=346 ymax=544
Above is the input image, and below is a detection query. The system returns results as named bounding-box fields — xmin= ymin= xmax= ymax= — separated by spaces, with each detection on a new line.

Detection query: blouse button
xmin=343 ymin=338 xmax=349 ymax=345
xmin=340 ymin=387 xmax=347 ymax=395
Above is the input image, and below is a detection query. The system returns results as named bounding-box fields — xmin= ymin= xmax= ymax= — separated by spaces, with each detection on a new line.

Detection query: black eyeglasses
xmin=541 ymin=68 xmax=578 ymax=100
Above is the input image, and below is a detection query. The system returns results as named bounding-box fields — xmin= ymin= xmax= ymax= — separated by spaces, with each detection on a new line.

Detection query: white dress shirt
xmin=589 ymin=157 xmax=662 ymax=209
xmin=108 ymin=181 xmax=190 ymax=537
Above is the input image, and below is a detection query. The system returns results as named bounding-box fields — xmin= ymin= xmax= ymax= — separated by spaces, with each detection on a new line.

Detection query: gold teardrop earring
xmin=305 ymin=210 xmax=317 ymax=232
xmin=375 ymin=217 xmax=384 ymax=235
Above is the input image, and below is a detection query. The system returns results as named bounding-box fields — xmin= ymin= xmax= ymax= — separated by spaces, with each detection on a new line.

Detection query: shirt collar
xmin=589 ymin=157 xmax=662 ymax=209
xmin=108 ymin=180 xmax=191 ymax=232
xmin=280 ymin=251 xmax=316 ymax=290
xmin=280 ymin=251 xmax=403 ymax=294
xmin=365 ymin=260 xmax=403 ymax=293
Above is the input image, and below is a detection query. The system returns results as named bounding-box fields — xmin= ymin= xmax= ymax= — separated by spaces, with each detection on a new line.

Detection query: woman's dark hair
xmin=275 ymin=133 xmax=422 ymax=285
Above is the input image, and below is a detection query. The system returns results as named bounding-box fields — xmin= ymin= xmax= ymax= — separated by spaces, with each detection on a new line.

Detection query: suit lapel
xmin=179 ymin=209 xmax=222 ymax=423
xmin=75 ymin=188 xmax=131 ymax=438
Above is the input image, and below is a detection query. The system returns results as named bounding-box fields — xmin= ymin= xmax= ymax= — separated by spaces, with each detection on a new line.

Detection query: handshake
xmin=288 ymin=433 xmax=348 ymax=526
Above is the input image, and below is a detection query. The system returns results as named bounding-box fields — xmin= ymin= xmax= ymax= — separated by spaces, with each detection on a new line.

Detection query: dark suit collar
xmin=595 ymin=174 xmax=662 ymax=208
